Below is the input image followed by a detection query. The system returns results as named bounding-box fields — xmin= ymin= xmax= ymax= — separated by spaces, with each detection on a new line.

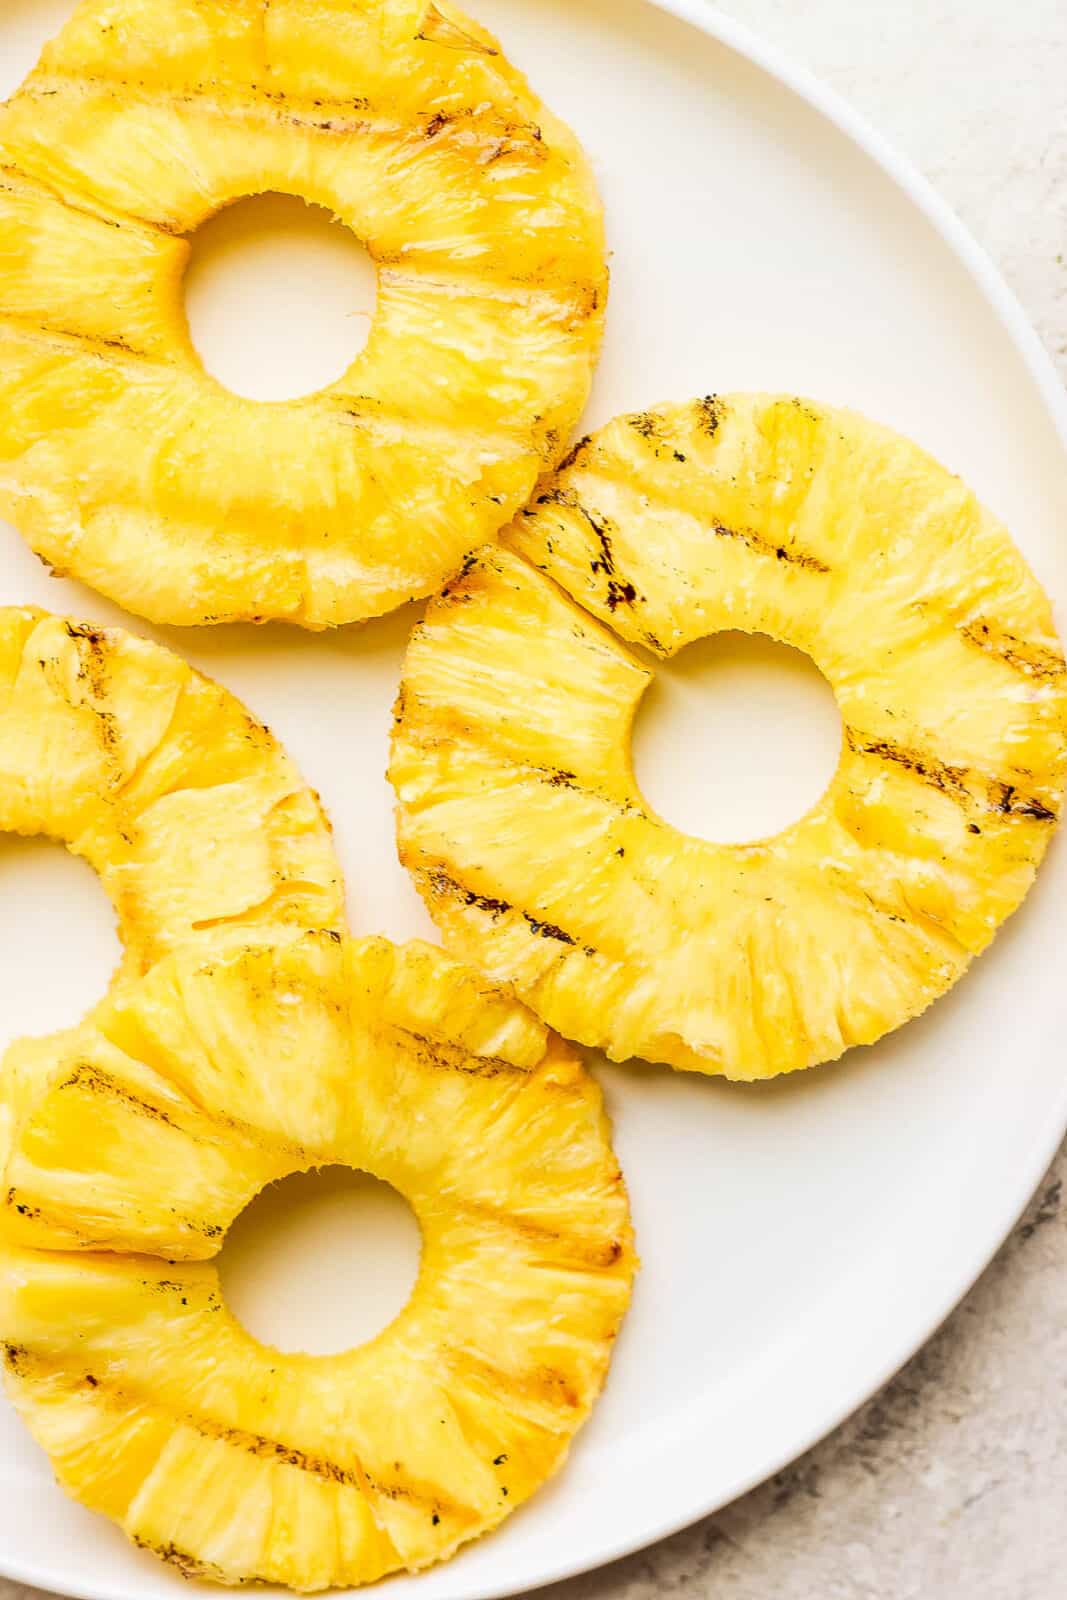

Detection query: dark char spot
xmin=524 ymin=912 xmax=575 ymax=945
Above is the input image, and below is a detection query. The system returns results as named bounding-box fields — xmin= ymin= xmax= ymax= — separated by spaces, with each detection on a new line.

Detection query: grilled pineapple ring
xmin=391 ymin=394 xmax=1067 ymax=1080
xmin=0 ymin=606 xmax=345 ymax=984
xmin=0 ymin=0 xmax=606 ymax=628
xmin=0 ymin=934 xmax=634 ymax=1590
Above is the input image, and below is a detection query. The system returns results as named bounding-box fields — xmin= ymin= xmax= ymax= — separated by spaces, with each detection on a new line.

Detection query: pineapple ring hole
xmin=632 ymin=630 xmax=843 ymax=845
xmin=183 ymin=193 xmax=379 ymax=403
xmin=218 ymin=1166 xmax=423 ymax=1357
xmin=0 ymin=836 xmax=121 ymax=1040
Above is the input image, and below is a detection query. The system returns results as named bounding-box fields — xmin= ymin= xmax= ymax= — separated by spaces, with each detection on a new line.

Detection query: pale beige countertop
xmin=4 ymin=2 xmax=1066 ymax=1599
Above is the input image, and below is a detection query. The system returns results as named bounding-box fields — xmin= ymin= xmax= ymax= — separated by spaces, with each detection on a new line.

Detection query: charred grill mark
xmin=625 ymin=411 xmax=692 ymax=465
xmin=1 ymin=1344 xmax=27 ymax=1374
xmin=62 ymin=620 xmax=107 ymax=647
xmin=959 ymin=618 xmax=1066 ymax=680
xmin=425 ymin=869 xmax=594 ymax=954
xmin=0 ymin=161 xmax=175 ymax=237
xmin=132 ymin=1539 xmax=233 ymax=1583
xmin=27 ymin=72 xmax=375 ymax=146
xmin=582 ymin=508 xmax=616 ymax=574
xmin=53 ymin=1062 xmax=306 ymax=1197
xmin=465 ymin=889 xmax=511 ymax=916
xmin=6 ymin=1189 xmax=42 ymax=1220
xmin=394 ymin=1029 xmax=527 ymax=1077
xmin=606 ymin=579 xmax=638 ymax=610
xmin=846 ymin=729 xmax=969 ymax=799
xmin=523 ymin=912 xmax=575 ymax=945
xmin=23 ymin=1354 xmax=454 ymax=1515
xmin=66 ymin=622 xmax=121 ymax=755
xmin=534 ymin=487 xmax=619 ymax=574
xmin=214 ymin=1422 xmax=361 ymax=1486
xmin=1 ymin=312 xmax=166 ymax=368
xmin=21 ymin=73 xmax=550 ymax=196
xmin=73 ymin=330 xmax=138 ymax=356
xmin=204 ymin=1423 xmax=457 ymax=1518
xmin=848 ymin=729 xmax=1059 ymax=824
xmin=58 ymin=1062 xmax=183 ymax=1129
xmin=987 ymin=781 xmax=1057 ymax=822
xmin=428 ymin=868 xmax=511 ymax=918
xmin=712 ymin=520 xmax=829 ymax=574
xmin=556 ymin=434 xmax=592 ymax=472
xmin=531 ymin=758 xmax=646 ymax=812
xmin=528 ymin=762 xmax=642 ymax=818
xmin=696 ymin=395 xmax=722 ymax=435
xmin=460 ymin=1200 xmax=627 ymax=1268
xmin=539 ymin=491 xmax=646 ymax=611
xmin=536 ymin=473 xmax=824 ymax=591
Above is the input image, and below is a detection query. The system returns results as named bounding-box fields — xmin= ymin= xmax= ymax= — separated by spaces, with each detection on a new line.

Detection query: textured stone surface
xmin=2 ymin=2 xmax=1065 ymax=1599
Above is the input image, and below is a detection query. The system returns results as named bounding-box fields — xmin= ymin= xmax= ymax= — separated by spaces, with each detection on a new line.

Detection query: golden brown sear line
xmin=213 ymin=1423 xmax=363 ymax=1489
xmin=708 ymin=519 xmax=830 ymax=574
xmin=845 ymin=727 xmax=969 ymax=799
xmin=1 ymin=1344 xmax=29 ymax=1375
xmin=17 ymin=1346 xmax=447 ymax=1523
xmin=425 ymin=867 xmax=512 ymax=920
xmin=985 ymin=779 xmax=1058 ymax=822
xmin=443 ymin=1349 xmax=582 ymax=1416
xmin=0 ymin=315 xmax=170 ymax=369
xmin=56 ymin=1063 xmax=185 ymax=1130
xmin=0 ymin=161 xmax=169 ymax=236
xmin=423 ymin=867 xmax=590 ymax=951
xmin=531 ymin=476 xmax=830 ymax=577
xmin=958 ymin=618 xmax=1067 ymax=679
xmin=846 ymin=728 xmax=1058 ymax=823
xmin=20 ymin=71 xmax=544 ymax=165
xmin=53 ymin=1062 xmax=316 ymax=1165
xmin=387 ymin=1029 xmax=528 ymax=1078
xmin=458 ymin=1200 xmax=626 ymax=1269
xmin=132 ymin=1537 xmax=235 ymax=1584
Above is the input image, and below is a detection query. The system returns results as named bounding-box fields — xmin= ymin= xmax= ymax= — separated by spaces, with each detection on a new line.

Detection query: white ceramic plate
xmin=2 ymin=2 xmax=1066 ymax=1597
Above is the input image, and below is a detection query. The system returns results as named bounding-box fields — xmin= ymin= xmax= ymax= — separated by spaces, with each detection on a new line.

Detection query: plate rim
xmin=2 ymin=3 xmax=1066 ymax=1598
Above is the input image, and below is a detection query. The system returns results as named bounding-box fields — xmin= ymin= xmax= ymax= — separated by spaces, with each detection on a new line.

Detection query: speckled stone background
xmin=3 ymin=2 xmax=1065 ymax=1599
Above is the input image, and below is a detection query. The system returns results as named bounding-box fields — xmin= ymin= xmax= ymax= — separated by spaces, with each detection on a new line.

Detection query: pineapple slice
xmin=0 ymin=605 xmax=345 ymax=1176
xmin=0 ymin=606 xmax=345 ymax=983
xmin=0 ymin=934 xmax=634 ymax=1590
xmin=0 ymin=0 xmax=606 ymax=628
xmin=391 ymin=395 xmax=1067 ymax=1079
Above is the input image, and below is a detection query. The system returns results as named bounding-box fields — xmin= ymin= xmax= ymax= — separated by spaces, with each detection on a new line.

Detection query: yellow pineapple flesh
xmin=0 ymin=0 xmax=606 ymax=627
xmin=390 ymin=395 xmax=1067 ymax=1079
xmin=0 ymin=606 xmax=345 ymax=981
xmin=0 ymin=934 xmax=634 ymax=1590
xmin=0 ymin=605 xmax=346 ymax=1181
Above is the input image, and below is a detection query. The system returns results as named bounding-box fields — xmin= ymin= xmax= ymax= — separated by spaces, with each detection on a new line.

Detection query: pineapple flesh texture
xmin=0 ymin=0 xmax=606 ymax=628
xmin=0 ymin=606 xmax=345 ymax=1174
xmin=0 ymin=934 xmax=635 ymax=1590
xmin=0 ymin=607 xmax=345 ymax=980
xmin=390 ymin=395 xmax=1067 ymax=1079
